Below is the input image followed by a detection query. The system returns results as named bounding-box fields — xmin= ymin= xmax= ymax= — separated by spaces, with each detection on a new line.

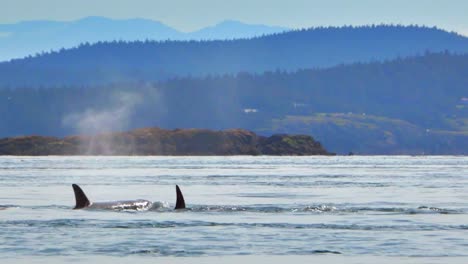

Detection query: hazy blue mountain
xmin=190 ymin=20 xmax=288 ymax=39
xmin=0 ymin=17 xmax=288 ymax=62
xmin=1 ymin=53 xmax=467 ymax=154
xmin=1 ymin=25 xmax=467 ymax=87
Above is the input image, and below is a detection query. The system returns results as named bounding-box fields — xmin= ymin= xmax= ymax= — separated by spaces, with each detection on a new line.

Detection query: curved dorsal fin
xmin=72 ymin=184 xmax=91 ymax=209
xmin=175 ymin=185 xmax=186 ymax=210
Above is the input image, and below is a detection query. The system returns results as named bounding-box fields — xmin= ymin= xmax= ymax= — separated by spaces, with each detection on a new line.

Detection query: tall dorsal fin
xmin=72 ymin=184 xmax=91 ymax=209
xmin=175 ymin=185 xmax=186 ymax=210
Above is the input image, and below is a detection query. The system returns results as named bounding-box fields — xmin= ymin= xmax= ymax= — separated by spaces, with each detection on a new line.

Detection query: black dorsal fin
xmin=175 ymin=185 xmax=186 ymax=210
xmin=72 ymin=184 xmax=91 ymax=209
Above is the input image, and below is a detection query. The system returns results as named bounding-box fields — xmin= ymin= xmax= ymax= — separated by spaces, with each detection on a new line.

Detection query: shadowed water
xmin=0 ymin=156 xmax=467 ymax=261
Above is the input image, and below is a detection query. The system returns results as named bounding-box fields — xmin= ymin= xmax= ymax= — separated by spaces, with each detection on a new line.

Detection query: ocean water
xmin=0 ymin=156 xmax=467 ymax=263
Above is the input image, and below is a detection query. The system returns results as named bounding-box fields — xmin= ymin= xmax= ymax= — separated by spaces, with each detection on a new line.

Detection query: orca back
xmin=72 ymin=184 xmax=91 ymax=209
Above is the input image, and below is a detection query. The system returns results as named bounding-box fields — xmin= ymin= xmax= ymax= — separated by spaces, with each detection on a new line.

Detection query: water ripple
xmin=2 ymin=219 xmax=467 ymax=231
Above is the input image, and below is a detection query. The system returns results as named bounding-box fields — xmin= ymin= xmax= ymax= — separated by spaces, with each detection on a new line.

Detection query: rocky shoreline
xmin=0 ymin=128 xmax=332 ymax=156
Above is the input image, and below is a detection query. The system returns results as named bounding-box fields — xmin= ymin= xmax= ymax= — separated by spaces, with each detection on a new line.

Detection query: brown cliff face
xmin=0 ymin=128 xmax=331 ymax=156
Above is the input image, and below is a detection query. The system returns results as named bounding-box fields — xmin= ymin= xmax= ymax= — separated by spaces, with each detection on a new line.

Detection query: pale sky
xmin=1 ymin=0 xmax=468 ymax=35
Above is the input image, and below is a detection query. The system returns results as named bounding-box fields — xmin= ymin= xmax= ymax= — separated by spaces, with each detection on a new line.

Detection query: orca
xmin=72 ymin=184 xmax=186 ymax=210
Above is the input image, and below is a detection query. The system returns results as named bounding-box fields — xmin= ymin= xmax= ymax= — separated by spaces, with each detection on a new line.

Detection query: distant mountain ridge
xmin=0 ymin=24 xmax=467 ymax=87
xmin=0 ymin=16 xmax=288 ymax=62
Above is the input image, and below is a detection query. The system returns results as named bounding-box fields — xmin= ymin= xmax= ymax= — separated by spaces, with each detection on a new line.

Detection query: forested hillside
xmin=1 ymin=52 xmax=467 ymax=154
xmin=1 ymin=25 xmax=467 ymax=86
xmin=0 ymin=17 xmax=288 ymax=62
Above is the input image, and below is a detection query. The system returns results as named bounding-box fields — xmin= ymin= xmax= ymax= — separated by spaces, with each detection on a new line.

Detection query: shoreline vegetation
xmin=0 ymin=127 xmax=332 ymax=156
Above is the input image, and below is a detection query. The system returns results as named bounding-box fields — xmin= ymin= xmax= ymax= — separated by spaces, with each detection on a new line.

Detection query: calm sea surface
xmin=0 ymin=156 xmax=467 ymax=263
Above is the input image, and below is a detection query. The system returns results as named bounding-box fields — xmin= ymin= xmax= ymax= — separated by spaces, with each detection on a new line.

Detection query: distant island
xmin=0 ymin=128 xmax=332 ymax=156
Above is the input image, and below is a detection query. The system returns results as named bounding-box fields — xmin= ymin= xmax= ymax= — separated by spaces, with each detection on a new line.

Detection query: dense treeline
xmin=1 ymin=25 xmax=467 ymax=86
xmin=1 ymin=52 xmax=467 ymax=154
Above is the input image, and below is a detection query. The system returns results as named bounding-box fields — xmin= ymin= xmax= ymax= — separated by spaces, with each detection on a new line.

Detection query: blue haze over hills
xmin=0 ymin=16 xmax=288 ymax=62
xmin=1 ymin=24 xmax=467 ymax=87
xmin=0 ymin=18 xmax=467 ymax=154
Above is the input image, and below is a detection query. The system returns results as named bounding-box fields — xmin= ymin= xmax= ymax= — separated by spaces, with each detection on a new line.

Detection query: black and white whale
xmin=72 ymin=184 xmax=186 ymax=210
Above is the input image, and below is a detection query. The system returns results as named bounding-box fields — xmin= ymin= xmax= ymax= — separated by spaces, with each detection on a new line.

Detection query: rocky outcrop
xmin=258 ymin=134 xmax=329 ymax=155
xmin=0 ymin=128 xmax=331 ymax=156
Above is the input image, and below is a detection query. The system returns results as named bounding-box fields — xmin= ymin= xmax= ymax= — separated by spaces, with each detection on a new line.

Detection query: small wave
xmin=129 ymin=248 xmax=342 ymax=256
xmin=3 ymin=219 xmax=467 ymax=232
xmin=185 ymin=204 xmax=462 ymax=215
xmin=0 ymin=204 xmax=21 ymax=210
xmin=3 ymin=204 xmax=463 ymax=215
xmin=343 ymin=206 xmax=462 ymax=215
xmin=189 ymin=205 xmax=282 ymax=213
xmin=416 ymin=206 xmax=458 ymax=214
xmin=303 ymin=205 xmax=337 ymax=212
xmin=185 ymin=204 xmax=338 ymax=213
xmin=289 ymin=250 xmax=342 ymax=255
xmin=130 ymin=248 xmax=205 ymax=256
xmin=311 ymin=250 xmax=342 ymax=254
xmin=1 ymin=219 xmax=89 ymax=228
xmin=149 ymin=201 xmax=171 ymax=211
